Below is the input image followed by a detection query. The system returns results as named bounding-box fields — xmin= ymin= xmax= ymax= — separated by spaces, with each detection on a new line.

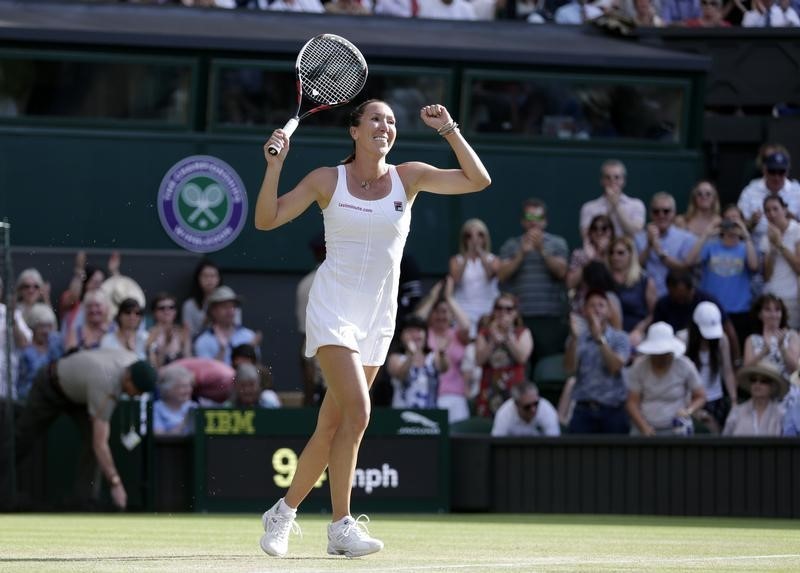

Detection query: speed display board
xmin=193 ymin=408 xmax=449 ymax=512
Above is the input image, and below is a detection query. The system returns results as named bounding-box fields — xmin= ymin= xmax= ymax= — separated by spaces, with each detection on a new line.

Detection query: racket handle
xmin=268 ymin=118 xmax=300 ymax=156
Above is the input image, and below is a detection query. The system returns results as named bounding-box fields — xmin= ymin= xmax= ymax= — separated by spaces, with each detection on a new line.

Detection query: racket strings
xmin=299 ymin=37 xmax=367 ymax=105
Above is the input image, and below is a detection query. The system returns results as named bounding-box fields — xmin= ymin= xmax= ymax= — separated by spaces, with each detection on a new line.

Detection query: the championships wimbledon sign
xmin=157 ymin=155 xmax=248 ymax=253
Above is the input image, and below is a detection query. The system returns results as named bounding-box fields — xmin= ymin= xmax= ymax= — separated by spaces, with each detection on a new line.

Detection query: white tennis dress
xmin=304 ymin=164 xmax=412 ymax=365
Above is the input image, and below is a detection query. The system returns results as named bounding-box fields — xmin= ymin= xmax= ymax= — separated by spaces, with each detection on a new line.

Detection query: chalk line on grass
xmin=242 ymin=552 xmax=800 ymax=573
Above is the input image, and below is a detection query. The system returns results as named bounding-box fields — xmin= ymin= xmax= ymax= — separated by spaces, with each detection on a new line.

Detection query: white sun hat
xmin=692 ymin=301 xmax=723 ymax=340
xmin=636 ymin=322 xmax=686 ymax=356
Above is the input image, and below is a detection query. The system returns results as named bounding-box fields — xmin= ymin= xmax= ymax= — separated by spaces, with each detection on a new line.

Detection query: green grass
xmin=0 ymin=513 xmax=799 ymax=572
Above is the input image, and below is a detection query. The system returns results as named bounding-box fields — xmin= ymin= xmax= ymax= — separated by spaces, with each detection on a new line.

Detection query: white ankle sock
xmin=332 ymin=515 xmax=352 ymax=528
xmin=277 ymin=499 xmax=296 ymax=515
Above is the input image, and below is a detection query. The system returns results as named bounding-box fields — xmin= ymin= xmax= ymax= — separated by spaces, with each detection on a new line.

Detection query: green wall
xmin=0 ymin=127 xmax=701 ymax=275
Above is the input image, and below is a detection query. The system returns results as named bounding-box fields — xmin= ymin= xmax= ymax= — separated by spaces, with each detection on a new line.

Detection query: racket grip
xmin=268 ymin=118 xmax=300 ymax=156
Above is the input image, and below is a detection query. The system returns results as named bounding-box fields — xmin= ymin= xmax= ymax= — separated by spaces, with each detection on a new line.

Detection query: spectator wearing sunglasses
xmin=723 ymin=360 xmax=787 ymax=436
xmin=491 ymin=381 xmax=560 ymax=437
xmin=498 ymin=199 xmax=569 ymax=364
xmin=608 ymin=236 xmax=657 ymax=347
xmin=566 ymin=214 xmax=615 ymax=292
xmin=684 ymin=204 xmax=758 ymax=350
xmin=450 ymin=218 xmax=500 ymax=338
xmin=15 ymin=268 xmax=51 ymax=331
xmin=100 ymin=298 xmax=148 ymax=360
xmin=674 ymin=180 xmax=722 ymax=239
xmin=737 ymin=145 xmax=800 ymax=250
xmin=146 ymin=293 xmax=191 ymax=369
xmin=474 ymin=293 xmax=534 ymax=417
xmin=579 ymin=159 xmax=646 ymax=246
xmin=635 ymin=192 xmax=697 ymax=297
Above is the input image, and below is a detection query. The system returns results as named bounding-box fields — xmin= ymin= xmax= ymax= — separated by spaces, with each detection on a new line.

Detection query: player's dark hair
xmin=341 ymin=99 xmax=388 ymax=164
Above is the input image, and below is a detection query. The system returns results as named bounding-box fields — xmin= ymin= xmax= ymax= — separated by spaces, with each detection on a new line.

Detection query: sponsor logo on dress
xmin=157 ymin=155 xmax=248 ymax=253
xmin=338 ymin=202 xmax=373 ymax=213
xmin=394 ymin=201 xmax=404 ymax=212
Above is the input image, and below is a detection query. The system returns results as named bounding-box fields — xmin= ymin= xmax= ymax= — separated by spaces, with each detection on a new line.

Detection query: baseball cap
xmin=692 ymin=301 xmax=723 ymax=340
xmin=765 ymin=152 xmax=790 ymax=171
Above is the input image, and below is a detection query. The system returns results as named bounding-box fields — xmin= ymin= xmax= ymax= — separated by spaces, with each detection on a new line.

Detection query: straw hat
xmin=206 ymin=285 xmax=241 ymax=307
xmin=736 ymin=360 xmax=789 ymax=400
xmin=636 ymin=322 xmax=686 ymax=356
xmin=101 ymin=275 xmax=146 ymax=317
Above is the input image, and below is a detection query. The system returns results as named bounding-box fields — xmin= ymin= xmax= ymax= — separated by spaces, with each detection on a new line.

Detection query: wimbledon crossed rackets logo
xmin=157 ymin=155 xmax=248 ymax=253
xmin=181 ymin=183 xmax=225 ymax=228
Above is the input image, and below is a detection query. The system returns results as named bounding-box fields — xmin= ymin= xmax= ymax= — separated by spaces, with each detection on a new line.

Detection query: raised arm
xmin=254 ymin=131 xmax=331 ymax=231
xmin=400 ymin=105 xmax=491 ymax=197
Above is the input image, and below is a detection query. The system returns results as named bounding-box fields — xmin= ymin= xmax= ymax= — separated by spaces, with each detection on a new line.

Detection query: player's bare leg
xmin=261 ymin=346 xmax=382 ymax=557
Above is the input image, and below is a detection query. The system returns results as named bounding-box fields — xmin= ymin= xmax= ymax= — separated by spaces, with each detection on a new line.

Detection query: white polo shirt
xmin=491 ymin=396 xmax=561 ymax=437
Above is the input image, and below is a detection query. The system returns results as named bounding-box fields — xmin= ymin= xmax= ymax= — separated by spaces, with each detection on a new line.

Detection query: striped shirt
xmin=499 ymin=233 xmax=569 ymax=317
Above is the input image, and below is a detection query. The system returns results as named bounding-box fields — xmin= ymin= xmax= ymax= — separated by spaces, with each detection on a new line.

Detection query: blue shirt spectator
xmin=571 ymin=328 xmax=630 ymax=408
xmin=16 ymin=303 xmax=63 ymax=400
xmin=783 ymin=392 xmax=800 ymax=436
xmin=193 ymin=286 xmax=258 ymax=366
xmin=635 ymin=192 xmax=697 ymax=297
xmin=194 ymin=325 xmax=257 ymax=366
xmin=661 ymin=0 xmax=701 ymax=23
xmin=17 ymin=331 xmax=63 ymax=401
xmin=564 ymin=291 xmax=631 ymax=434
xmin=696 ymin=239 xmax=754 ymax=314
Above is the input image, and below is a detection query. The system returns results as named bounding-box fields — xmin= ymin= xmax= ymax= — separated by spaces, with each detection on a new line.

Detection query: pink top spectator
xmin=169 ymin=357 xmax=235 ymax=404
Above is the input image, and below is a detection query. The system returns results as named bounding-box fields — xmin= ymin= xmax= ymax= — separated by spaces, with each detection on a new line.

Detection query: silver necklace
xmin=351 ymin=166 xmax=385 ymax=190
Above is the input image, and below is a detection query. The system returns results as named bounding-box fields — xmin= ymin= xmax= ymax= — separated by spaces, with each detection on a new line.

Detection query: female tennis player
xmin=255 ymin=100 xmax=491 ymax=558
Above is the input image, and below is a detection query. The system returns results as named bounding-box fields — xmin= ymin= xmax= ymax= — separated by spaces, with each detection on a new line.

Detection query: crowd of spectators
xmin=0 ymin=254 xmax=280 ymax=442
xmin=3 ymin=144 xmax=800 ymax=453
xmin=86 ymin=0 xmax=800 ymax=27
xmin=387 ymin=144 xmax=800 ymax=438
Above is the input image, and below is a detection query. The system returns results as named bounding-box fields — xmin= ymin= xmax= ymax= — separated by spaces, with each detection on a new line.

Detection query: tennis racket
xmin=267 ymin=34 xmax=368 ymax=156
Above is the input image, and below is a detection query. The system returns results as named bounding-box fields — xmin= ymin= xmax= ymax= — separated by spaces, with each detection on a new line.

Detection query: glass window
xmin=465 ymin=75 xmax=686 ymax=144
xmin=0 ymin=53 xmax=193 ymax=124
xmin=213 ymin=62 xmax=450 ymax=132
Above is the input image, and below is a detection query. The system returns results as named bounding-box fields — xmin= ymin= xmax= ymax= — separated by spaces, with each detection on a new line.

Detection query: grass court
xmin=1 ymin=513 xmax=799 ymax=572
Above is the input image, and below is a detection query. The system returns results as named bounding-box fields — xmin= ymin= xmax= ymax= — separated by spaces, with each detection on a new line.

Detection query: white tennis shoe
xmin=327 ymin=514 xmax=384 ymax=558
xmin=259 ymin=499 xmax=301 ymax=557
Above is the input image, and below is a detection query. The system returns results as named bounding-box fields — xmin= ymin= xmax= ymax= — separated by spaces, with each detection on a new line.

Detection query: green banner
xmin=193 ymin=407 xmax=450 ymax=513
